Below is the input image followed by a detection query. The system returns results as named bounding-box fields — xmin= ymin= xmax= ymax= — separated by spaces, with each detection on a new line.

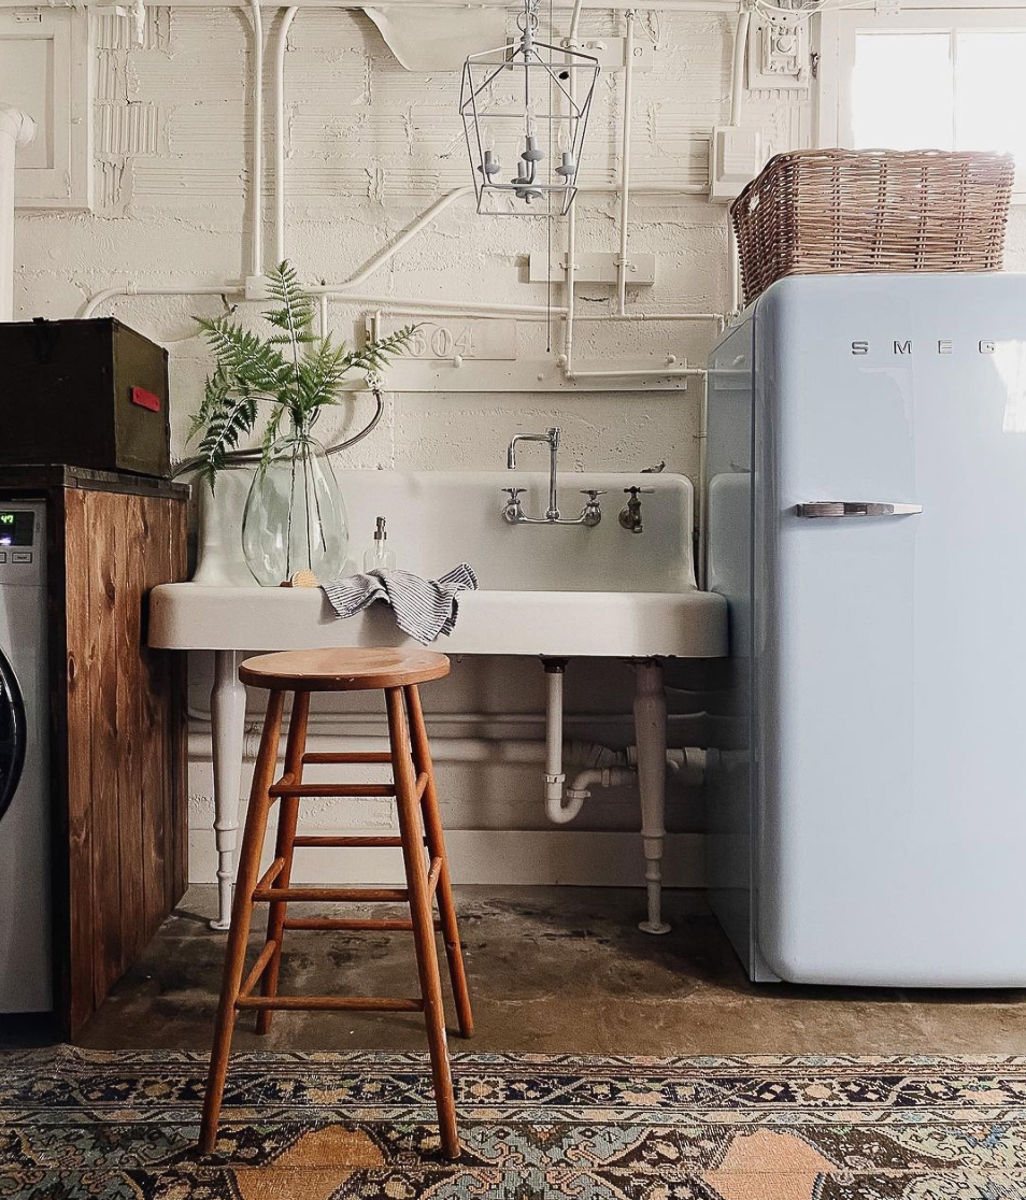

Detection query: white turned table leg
xmin=210 ymin=650 xmax=247 ymax=931
xmin=634 ymin=658 xmax=670 ymax=935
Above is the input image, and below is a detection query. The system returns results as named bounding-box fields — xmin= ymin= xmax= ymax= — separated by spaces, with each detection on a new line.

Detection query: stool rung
xmin=236 ymin=994 xmax=423 ymax=1013
xmin=284 ymin=916 xmax=424 ymax=932
xmin=252 ymin=885 xmax=409 ymax=903
xmin=270 ymin=782 xmax=397 ymax=798
xmin=415 ymin=772 xmax=428 ymax=802
xmin=293 ymin=836 xmax=405 ymax=848
xmin=427 ymin=855 xmax=442 ymax=898
xmin=255 ymin=856 xmax=286 ymax=892
xmin=302 ymin=752 xmax=393 ymax=765
xmin=238 ymin=941 xmax=277 ymax=999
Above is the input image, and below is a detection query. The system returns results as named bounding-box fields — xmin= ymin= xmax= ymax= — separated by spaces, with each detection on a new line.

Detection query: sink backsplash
xmin=193 ymin=470 xmax=697 ymax=593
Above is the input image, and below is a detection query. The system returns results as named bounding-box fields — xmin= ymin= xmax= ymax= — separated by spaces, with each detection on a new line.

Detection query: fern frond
xmin=345 ymin=324 xmax=419 ymax=374
xmin=197 ymin=316 xmax=291 ymax=396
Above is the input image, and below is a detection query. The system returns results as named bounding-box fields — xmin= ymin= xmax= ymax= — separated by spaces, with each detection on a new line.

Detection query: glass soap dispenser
xmin=363 ymin=516 xmax=397 ymax=573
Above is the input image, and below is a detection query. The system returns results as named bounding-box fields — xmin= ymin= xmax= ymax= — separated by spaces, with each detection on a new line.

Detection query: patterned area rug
xmin=3 ymin=1048 xmax=1026 ymax=1198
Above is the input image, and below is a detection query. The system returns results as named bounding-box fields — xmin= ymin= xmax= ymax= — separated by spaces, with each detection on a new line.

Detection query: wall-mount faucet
xmin=502 ymin=427 xmax=603 ymax=526
xmin=619 ymin=485 xmax=654 ymax=534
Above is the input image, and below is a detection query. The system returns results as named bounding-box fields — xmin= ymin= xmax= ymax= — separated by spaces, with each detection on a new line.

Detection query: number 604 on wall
xmin=374 ymin=317 xmax=517 ymax=361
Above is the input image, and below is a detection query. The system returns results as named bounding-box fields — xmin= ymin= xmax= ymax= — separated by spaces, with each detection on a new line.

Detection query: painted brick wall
xmin=13 ymin=6 xmax=1024 ymax=881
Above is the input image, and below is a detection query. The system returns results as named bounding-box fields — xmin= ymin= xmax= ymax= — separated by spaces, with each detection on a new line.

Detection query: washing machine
xmin=0 ymin=500 xmax=50 ymax=1012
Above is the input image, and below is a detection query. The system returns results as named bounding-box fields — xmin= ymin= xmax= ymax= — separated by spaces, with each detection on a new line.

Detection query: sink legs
xmin=210 ymin=650 xmax=247 ymax=931
xmin=634 ymin=659 xmax=670 ymax=935
xmin=205 ymin=650 xmax=670 ymax=935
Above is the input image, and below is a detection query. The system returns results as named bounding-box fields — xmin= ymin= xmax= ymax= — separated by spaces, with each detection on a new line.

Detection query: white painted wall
xmin=12 ymin=5 xmax=1026 ymax=885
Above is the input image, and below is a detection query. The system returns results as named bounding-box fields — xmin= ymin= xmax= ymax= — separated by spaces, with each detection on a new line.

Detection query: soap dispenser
xmin=363 ymin=516 xmax=396 ymax=572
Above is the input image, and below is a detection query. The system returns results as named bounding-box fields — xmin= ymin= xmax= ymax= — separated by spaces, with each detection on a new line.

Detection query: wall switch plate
xmin=709 ymin=126 xmax=763 ymax=202
xmin=577 ymin=35 xmax=653 ymax=73
xmin=528 ymin=251 xmax=657 ymax=286
xmin=748 ymin=13 xmax=809 ymax=89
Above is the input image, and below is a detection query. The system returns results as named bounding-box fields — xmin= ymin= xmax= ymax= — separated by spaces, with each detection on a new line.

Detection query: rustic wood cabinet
xmin=0 ymin=467 xmax=189 ymax=1038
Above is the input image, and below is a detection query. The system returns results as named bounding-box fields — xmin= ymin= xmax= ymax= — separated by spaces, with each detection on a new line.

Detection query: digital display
xmin=0 ymin=512 xmax=35 ymax=548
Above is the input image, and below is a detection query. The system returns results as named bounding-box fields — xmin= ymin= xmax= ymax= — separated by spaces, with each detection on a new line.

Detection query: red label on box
xmin=130 ymin=386 xmax=162 ymax=413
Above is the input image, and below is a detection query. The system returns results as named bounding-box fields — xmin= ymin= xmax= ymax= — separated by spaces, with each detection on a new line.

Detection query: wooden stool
xmin=199 ymin=648 xmax=474 ymax=1161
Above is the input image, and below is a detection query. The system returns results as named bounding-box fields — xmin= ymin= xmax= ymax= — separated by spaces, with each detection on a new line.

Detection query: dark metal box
xmin=0 ymin=318 xmax=170 ymax=478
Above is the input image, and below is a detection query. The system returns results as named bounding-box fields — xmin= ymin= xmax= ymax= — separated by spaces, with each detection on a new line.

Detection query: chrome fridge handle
xmin=795 ymin=501 xmax=923 ymax=519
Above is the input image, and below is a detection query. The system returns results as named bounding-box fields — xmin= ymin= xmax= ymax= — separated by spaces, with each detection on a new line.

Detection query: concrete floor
xmin=37 ymin=885 xmax=1026 ymax=1056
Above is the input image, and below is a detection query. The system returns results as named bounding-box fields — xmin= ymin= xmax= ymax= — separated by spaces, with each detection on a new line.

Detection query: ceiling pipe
xmin=0 ymin=0 xmax=743 ymax=9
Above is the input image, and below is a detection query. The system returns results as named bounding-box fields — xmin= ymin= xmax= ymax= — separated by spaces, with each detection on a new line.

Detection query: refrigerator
xmin=705 ymin=272 xmax=1026 ymax=987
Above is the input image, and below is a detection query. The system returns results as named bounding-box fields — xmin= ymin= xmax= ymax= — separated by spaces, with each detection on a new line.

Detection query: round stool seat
xmin=239 ymin=646 xmax=450 ymax=692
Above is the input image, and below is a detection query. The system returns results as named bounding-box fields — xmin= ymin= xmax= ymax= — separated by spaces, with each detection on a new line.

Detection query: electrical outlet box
xmin=748 ymin=13 xmax=809 ymax=89
xmin=709 ymin=126 xmax=763 ymax=202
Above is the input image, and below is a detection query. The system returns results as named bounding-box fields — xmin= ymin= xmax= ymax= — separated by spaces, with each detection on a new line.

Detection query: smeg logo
xmin=851 ymin=339 xmax=997 ymax=356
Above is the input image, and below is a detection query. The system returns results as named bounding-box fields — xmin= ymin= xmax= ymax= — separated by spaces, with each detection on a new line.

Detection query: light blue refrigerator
xmin=706 ymin=272 xmax=1026 ymax=986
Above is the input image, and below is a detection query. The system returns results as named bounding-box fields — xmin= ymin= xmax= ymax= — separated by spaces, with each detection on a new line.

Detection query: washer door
xmin=0 ymin=651 xmax=26 ymax=825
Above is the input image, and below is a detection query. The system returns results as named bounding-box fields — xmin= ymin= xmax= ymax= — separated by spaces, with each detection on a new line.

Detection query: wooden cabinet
xmin=0 ymin=467 xmax=189 ymax=1038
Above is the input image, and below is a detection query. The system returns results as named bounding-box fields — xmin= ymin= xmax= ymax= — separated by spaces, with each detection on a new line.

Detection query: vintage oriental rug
xmin=3 ymin=1047 xmax=1026 ymax=1198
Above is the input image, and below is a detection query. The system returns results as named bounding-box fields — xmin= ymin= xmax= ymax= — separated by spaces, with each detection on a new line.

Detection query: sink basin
xmin=149 ymin=470 xmax=726 ymax=658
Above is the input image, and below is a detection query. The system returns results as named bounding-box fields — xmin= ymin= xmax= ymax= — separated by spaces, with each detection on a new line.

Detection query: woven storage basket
xmin=730 ymin=148 xmax=1014 ymax=307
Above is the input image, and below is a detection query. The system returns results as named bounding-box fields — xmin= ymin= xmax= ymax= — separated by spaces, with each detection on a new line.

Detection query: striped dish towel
xmin=322 ymin=563 xmax=478 ymax=644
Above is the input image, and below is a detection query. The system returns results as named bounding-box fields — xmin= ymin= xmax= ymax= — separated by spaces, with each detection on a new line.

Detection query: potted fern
xmin=189 ymin=262 xmax=414 ymax=585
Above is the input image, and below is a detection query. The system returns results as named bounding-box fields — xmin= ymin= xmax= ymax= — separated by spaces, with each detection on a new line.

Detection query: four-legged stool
xmin=200 ymin=647 xmax=474 ymax=1160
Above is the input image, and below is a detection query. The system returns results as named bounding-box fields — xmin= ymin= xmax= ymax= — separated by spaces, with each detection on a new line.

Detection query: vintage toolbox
xmin=0 ymin=317 xmax=170 ymax=478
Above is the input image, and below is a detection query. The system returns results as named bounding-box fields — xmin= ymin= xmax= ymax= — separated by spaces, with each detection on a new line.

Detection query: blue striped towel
xmin=322 ymin=563 xmax=478 ymax=644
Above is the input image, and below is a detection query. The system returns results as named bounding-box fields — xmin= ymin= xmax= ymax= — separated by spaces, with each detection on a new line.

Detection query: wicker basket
xmin=730 ymin=148 xmax=1015 ymax=307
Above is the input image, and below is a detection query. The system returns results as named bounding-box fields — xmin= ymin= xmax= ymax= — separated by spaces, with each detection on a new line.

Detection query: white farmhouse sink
xmin=149 ymin=470 xmax=726 ymax=659
xmin=148 ymin=468 xmax=726 ymax=936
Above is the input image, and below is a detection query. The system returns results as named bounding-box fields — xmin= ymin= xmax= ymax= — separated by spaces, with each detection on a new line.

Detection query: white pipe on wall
xmin=0 ymin=105 xmax=35 ymax=321
xmin=0 ymin=0 xmax=743 ymax=9
xmin=729 ymin=8 xmax=750 ymax=127
xmin=246 ymin=0 xmax=265 ymax=278
xmin=616 ymin=10 xmax=636 ymax=317
xmin=273 ymin=6 xmax=298 ymax=266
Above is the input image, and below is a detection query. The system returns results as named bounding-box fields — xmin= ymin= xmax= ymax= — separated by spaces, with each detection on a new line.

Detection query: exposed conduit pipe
xmin=616 ymin=10 xmax=636 ymax=317
xmin=0 ymin=104 xmax=34 ymax=321
xmin=727 ymin=7 xmax=750 ymax=317
xmin=80 ymin=282 xmax=721 ymax=326
xmin=0 ymin=0 xmax=742 ymax=9
xmin=559 ymin=0 xmax=587 ymax=381
xmin=246 ymin=0 xmax=265 ymax=279
xmin=273 ymin=6 xmax=298 ymax=266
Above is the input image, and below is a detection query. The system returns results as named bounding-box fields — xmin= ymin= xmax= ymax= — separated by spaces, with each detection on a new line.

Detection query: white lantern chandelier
xmin=459 ymin=0 xmax=600 ymax=215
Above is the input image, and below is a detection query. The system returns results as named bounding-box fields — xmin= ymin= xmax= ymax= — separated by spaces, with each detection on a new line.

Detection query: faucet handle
xmin=624 ymin=486 xmax=655 ymax=496
xmin=503 ymin=487 xmax=526 ymax=498
xmin=580 ymin=488 xmax=607 ymax=498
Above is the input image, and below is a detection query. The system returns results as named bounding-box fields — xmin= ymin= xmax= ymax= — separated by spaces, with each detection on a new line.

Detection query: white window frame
xmin=815 ymin=2 xmax=1026 ymax=201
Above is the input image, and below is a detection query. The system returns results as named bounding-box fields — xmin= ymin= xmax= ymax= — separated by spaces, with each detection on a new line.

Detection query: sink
xmin=149 ymin=469 xmax=726 ymax=658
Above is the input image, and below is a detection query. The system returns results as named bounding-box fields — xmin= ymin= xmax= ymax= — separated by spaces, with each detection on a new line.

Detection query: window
xmin=817 ymin=5 xmax=1026 ymax=198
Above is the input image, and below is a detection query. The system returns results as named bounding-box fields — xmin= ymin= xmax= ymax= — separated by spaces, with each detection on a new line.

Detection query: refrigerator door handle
xmin=795 ymin=501 xmax=923 ymax=519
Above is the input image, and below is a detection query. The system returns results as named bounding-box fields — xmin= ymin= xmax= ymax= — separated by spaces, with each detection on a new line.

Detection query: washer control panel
xmin=0 ymin=505 xmax=46 ymax=587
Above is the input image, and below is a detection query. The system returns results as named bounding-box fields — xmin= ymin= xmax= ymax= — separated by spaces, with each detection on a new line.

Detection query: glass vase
xmin=242 ymin=427 xmax=349 ymax=586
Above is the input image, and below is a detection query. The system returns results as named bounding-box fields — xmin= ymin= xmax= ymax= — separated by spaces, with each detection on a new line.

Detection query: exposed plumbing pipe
xmin=0 ymin=0 xmax=744 ymax=9
xmin=561 ymin=0 xmax=585 ymax=384
xmin=80 ymin=281 xmax=721 ymax=329
xmin=616 ymin=10 xmax=636 ymax=317
xmin=273 ymin=6 xmax=298 ymax=266
xmin=729 ymin=8 xmax=751 ymax=126
xmin=727 ymin=8 xmax=751 ymax=316
xmin=246 ymin=0 xmax=265 ymax=280
xmin=544 ymin=661 xmax=571 ymax=821
xmin=0 ymin=104 xmax=35 ymax=322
